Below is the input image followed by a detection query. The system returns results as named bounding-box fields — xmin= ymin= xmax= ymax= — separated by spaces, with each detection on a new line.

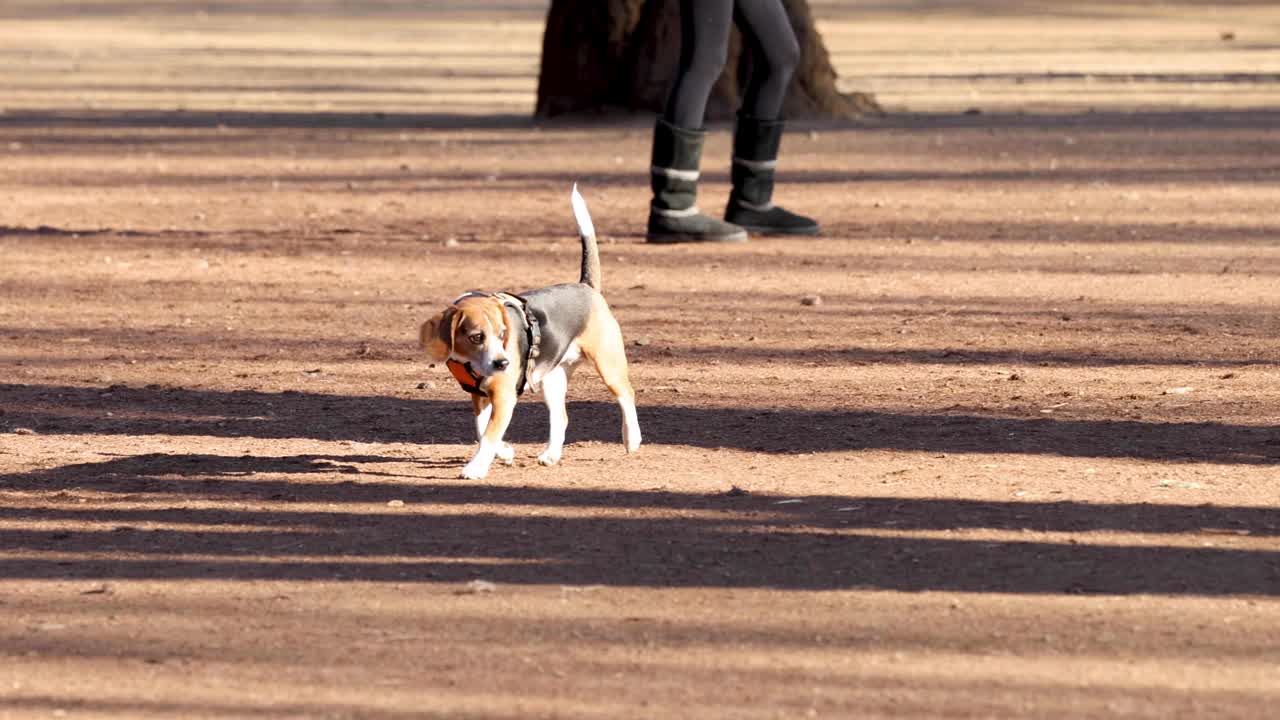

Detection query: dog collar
xmin=444 ymin=292 xmax=541 ymax=398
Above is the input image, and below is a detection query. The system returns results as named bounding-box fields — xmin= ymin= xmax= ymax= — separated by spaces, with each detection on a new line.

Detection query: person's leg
xmin=734 ymin=0 xmax=800 ymax=121
xmin=648 ymin=0 xmax=747 ymax=244
xmin=664 ymin=0 xmax=735 ymax=128
xmin=724 ymin=0 xmax=819 ymax=235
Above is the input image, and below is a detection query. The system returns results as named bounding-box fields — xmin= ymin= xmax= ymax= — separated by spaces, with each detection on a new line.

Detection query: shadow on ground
xmin=4 ymin=107 xmax=1280 ymax=132
xmin=2 ymin=450 xmax=1277 ymax=594
xmin=3 ymin=382 xmax=1278 ymax=463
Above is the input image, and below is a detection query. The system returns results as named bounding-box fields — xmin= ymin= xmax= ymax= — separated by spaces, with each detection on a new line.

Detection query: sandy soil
xmin=2 ymin=2 xmax=1279 ymax=718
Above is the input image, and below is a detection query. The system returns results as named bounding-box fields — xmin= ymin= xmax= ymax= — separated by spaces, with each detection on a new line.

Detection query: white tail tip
xmin=571 ymin=183 xmax=596 ymax=239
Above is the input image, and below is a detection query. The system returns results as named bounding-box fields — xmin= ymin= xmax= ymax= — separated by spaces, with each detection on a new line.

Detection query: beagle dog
xmin=419 ymin=186 xmax=641 ymax=479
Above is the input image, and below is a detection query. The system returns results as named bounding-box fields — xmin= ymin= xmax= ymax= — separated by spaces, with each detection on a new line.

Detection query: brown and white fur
xmin=419 ymin=186 xmax=641 ymax=479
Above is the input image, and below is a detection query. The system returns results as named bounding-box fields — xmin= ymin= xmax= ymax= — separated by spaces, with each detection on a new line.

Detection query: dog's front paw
xmin=537 ymin=449 xmax=562 ymax=467
xmin=496 ymin=443 xmax=516 ymax=465
xmin=460 ymin=460 xmax=491 ymax=480
xmin=623 ymin=421 xmax=642 ymax=454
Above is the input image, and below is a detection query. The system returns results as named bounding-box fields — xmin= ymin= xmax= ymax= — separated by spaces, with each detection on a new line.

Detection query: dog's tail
xmin=571 ymin=183 xmax=601 ymax=290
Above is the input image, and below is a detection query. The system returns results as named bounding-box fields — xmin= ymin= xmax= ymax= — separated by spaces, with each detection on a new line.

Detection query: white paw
xmin=625 ymin=439 xmax=641 ymax=454
xmin=496 ymin=443 xmax=516 ymax=465
xmin=537 ymin=449 xmax=562 ymax=467
xmin=460 ymin=460 xmax=491 ymax=480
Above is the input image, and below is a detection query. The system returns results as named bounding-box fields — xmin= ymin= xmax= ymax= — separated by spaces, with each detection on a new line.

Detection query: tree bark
xmin=535 ymin=0 xmax=880 ymax=120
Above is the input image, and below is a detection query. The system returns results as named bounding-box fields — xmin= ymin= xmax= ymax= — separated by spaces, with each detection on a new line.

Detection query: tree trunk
xmin=535 ymin=0 xmax=880 ymax=120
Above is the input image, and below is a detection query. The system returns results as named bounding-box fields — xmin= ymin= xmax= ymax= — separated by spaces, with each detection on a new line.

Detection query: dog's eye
xmin=468 ymin=332 xmax=484 ymax=345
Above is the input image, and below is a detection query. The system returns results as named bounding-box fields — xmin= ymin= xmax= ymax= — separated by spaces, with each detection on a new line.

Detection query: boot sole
xmin=646 ymin=230 xmax=748 ymax=244
xmin=732 ymin=224 xmax=820 ymax=237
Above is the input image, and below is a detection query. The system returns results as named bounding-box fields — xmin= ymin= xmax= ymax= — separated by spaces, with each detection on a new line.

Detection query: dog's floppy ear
xmin=419 ymin=306 xmax=457 ymax=362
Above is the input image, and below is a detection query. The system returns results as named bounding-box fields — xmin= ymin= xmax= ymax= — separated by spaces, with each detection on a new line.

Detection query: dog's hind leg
xmin=585 ymin=324 xmax=641 ymax=454
xmin=537 ymin=365 xmax=569 ymax=466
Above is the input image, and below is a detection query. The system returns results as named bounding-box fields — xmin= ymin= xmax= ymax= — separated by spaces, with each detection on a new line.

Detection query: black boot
xmin=647 ymin=118 xmax=747 ymax=244
xmin=724 ymin=115 xmax=819 ymax=236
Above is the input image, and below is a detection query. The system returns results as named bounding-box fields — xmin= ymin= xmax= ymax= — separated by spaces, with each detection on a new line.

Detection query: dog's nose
xmin=492 ymin=358 xmax=509 ymax=371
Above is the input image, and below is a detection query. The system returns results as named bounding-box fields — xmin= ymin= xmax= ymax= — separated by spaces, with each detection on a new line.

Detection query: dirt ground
xmin=2 ymin=1 xmax=1280 ymax=718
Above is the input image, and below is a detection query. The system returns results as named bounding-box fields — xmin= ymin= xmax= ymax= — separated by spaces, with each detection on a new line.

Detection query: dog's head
xmin=419 ymin=295 xmax=513 ymax=375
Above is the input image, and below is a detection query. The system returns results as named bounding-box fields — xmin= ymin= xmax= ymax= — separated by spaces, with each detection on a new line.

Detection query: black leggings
xmin=663 ymin=0 xmax=801 ymax=129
